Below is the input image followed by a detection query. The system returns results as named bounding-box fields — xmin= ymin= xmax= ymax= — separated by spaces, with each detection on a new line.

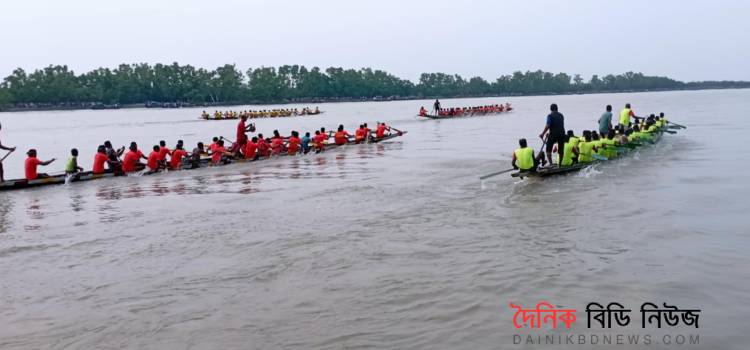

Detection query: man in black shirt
xmin=539 ymin=103 xmax=565 ymax=166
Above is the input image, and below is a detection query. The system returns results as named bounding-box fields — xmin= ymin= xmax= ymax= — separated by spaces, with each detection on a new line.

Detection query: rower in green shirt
xmin=578 ymin=131 xmax=599 ymax=163
xmin=65 ymin=148 xmax=84 ymax=175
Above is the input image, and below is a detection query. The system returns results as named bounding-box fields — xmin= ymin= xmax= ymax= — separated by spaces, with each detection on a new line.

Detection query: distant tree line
xmin=1 ymin=63 xmax=748 ymax=110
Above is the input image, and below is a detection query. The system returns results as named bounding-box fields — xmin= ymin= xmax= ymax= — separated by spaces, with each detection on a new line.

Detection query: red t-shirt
xmin=93 ymin=152 xmax=108 ymax=174
xmin=334 ymin=131 xmax=349 ymax=145
xmin=170 ymin=149 xmax=186 ymax=169
xmin=158 ymin=147 xmax=170 ymax=161
xmin=244 ymin=141 xmax=258 ymax=159
xmin=147 ymin=151 xmax=160 ymax=170
xmin=287 ymin=137 xmax=300 ymax=155
xmin=122 ymin=150 xmax=143 ymax=172
xmin=237 ymin=120 xmax=246 ymax=141
xmin=257 ymin=140 xmax=270 ymax=157
xmin=211 ymin=146 xmax=225 ymax=163
xmin=354 ymin=129 xmax=366 ymax=141
xmin=25 ymin=157 xmax=41 ymax=180
xmin=376 ymin=125 xmax=387 ymax=138
xmin=270 ymin=138 xmax=284 ymax=154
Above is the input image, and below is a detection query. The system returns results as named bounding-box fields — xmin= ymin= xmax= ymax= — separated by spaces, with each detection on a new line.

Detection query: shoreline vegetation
xmin=1 ymin=63 xmax=748 ymax=112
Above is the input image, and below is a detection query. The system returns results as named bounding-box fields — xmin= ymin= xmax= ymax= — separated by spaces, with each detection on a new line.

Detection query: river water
xmin=0 ymin=90 xmax=748 ymax=349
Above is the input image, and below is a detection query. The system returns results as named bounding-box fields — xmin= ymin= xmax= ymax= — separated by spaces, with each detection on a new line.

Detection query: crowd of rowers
xmin=201 ymin=107 xmax=321 ymax=119
xmin=17 ymin=115 xmax=398 ymax=181
xmin=418 ymin=103 xmax=512 ymax=117
xmin=512 ymin=103 xmax=670 ymax=172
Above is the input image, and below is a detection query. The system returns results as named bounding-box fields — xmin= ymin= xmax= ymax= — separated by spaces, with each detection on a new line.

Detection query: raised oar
xmin=479 ymin=168 xmax=515 ymax=180
xmin=0 ymin=148 xmax=15 ymax=162
xmin=220 ymin=136 xmax=235 ymax=145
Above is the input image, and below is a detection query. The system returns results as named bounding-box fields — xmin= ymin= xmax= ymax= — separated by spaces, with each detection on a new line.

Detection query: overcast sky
xmin=1 ymin=0 xmax=748 ymax=82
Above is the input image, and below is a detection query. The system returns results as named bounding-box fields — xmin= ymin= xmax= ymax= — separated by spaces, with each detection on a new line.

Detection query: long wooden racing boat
xmin=511 ymin=126 xmax=670 ymax=179
xmin=201 ymin=111 xmax=324 ymax=120
xmin=421 ymin=107 xmax=512 ymax=120
xmin=0 ymin=131 xmax=406 ymax=192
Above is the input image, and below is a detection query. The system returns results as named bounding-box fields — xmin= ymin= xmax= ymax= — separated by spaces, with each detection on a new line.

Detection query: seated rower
xmin=122 ymin=142 xmax=147 ymax=173
xmin=270 ymin=133 xmax=285 ymax=156
xmin=189 ymin=142 xmax=205 ymax=169
xmin=354 ymin=124 xmax=367 ymax=143
xmin=630 ymin=125 xmax=652 ymax=143
xmin=25 ymin=149 xmax=56 ymax=180
xmin=376 ymin=122 xmax=390 ymax=139
xmin=591 ymin=131 xmax=605 ymax=159
xmin=287 ymin=131 xmax=301 ymax=155
xmin=146 ymin=145 xmax=163 ymax=172
xmin=334 ymin=125 xmax=351 ymax=146
xmin=553 ymin=135 xmax=579 ymax=166
xmin=419 ymin=106 xmax=428 ymax=116
xmin=577 ymin=131 xmax=599 ymax=163
xmin=158 ymin=140 xmax=171 ymax=163
xmin=244 ymin=137 xmax=259 ymax=160
xmin=601 ymin=132 xmax=618 ymax=159
xmin=256 ymin=135 xmax=270 ymax=158
xmin=313 ymin=130 xmax=328 ymax=152
xmin=566 ymin=130 xmax=580 ymax=148
xmin=93 ymin=145 xmax=110 ymax=174
xmin=301 ymin=132 xmax=311 ymax=154
xmin=65 ymin=148 xmax=84 ymax=175
xmin=210 ymin=140 xmax=231 ymax=165
xmin=512 ymin=138 xmax=544 ymax=172
xmin=363 ymin=123 xmax=371 ymax=140
xmin=209 ymin=137 xmax=220 ymax=154
xmin=170 ymin=143 xmax=187 ymax=170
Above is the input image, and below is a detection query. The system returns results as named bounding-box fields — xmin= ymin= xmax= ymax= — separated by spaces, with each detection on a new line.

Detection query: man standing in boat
xmin=433 ymin=99 xmax=441 ymax=114
xmin=619 ymin=103 xmax=635 ymax=128
xmin=539 ymin=103 xmax=565 ymax=166
xmin=234 ymin=115 xmax=255 ymax=154
xmin=598 ymin=105 xmax=613 ymax=137
xmin=0 ymin=123 xmax=17 ymax=182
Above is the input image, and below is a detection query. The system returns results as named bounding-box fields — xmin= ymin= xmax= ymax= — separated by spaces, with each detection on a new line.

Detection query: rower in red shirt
xmin=376 ymin=122 xmax=390 ymax=138
xmin=287 ymin=131 xmax=301 ymax=155
xmin=146 ymin=145 xmax=162 ymax=172
xmin=93 ymin=145 xmax=109 ymax=174
xmin=256 ymin=134 xmax=270 ymax=157
xmin=354 ymin=124 xmax=366 ymax=143
xmin=363 ymin=123 xmax=372 ymax=141
xmin=244 ymin=137 xmax=259 ymax=160
xmin=312 ymin=130 xmax=326 ymax=152
xmin=419 ymin=106 xmax=428 ymax=116
xmin=157 ymin=140 xmax=171 ymax=162
xmin=122 ymin=142 xmax=147 ymax=173
xmin=209 ymin=137 xmax=219 ymax=153
xmin=334 ymin=124 xmax=350 ymax=146
xmin=210 ymin=140 xmax=229 ymax=165
xmin=270 ymin=130 xmax=285 ymax=155
xmin=24 ymin=149 xmax=55 ymax=180
xmin=170 ymin=144 xmax=187 ymax=170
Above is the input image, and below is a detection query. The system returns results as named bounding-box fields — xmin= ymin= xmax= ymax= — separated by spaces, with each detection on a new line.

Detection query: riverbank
xmin=1 ymin=86 xmax=748 ymax=113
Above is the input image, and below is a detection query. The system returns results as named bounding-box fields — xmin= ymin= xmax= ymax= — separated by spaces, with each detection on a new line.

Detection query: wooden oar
xmin=479 ymin=168 xmax=515 ymax=180
xmin=220 ymin=136 xmax=235 ymax=145
xmin=668 ymin=121 xmax=687 ymax=129
xmin=0 ymin=148 xmax=15 ymax=162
